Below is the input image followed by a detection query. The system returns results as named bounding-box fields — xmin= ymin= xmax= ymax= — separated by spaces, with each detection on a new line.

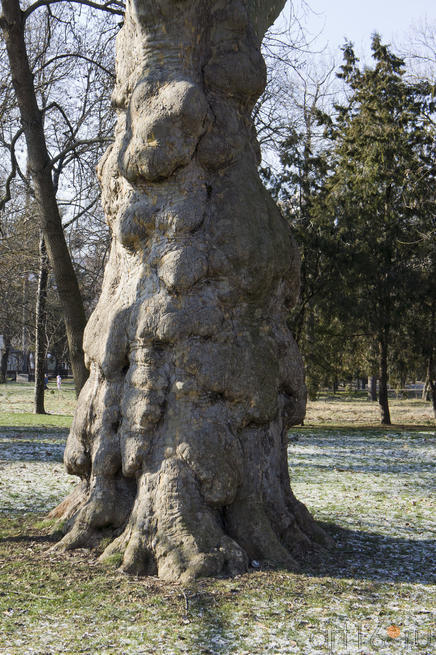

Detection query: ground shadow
xmin=302 ymin=522 xmax=436 ymax=585
xmin=2 ymin=521 xmax=433 ymax=586
xmin=0 ymin=532 xmax=61 ymax=546
xmin=0 ymin=426 xmax=69 ymax=435
xmin=0 ymin=429 xmax=68 ymax=463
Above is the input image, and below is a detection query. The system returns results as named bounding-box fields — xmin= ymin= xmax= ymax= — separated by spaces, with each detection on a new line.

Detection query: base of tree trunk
xmin=50 ymin=467 xmax=332 ymax=582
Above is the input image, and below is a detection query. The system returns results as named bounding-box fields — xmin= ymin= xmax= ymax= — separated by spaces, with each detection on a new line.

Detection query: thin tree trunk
xmin=368 ymin=375 xmax=377 ymax=401
xmin=378 ymin=333 xmax=391 ymax=425
xmin=426 ymin=350 xmax=436 ymax=419
xmin=0 ymin=342 xmax=9 ymax=383
xmin=21 ymin=276 xmax=28 ymax=372
xmin=400 ymin=373 xmax=406 ymax=394
xmin=0 ymin=0 xmax=88 ymax=395
xmin=427 ymin=299 xmax=436 ymax=418
xmin=430 ymin=381 xmax=436 ymax=419
xmin=34 ymin=235 xmax=48 ymax=414
xmin=422 ymin=379 xmax=429 ymax=401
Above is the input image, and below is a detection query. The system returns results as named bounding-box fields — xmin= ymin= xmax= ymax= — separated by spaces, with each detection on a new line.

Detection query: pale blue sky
xmin=280 ymin=0 xmax=435 ymax=61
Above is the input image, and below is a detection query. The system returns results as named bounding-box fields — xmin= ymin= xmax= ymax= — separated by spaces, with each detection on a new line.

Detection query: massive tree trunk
xmin=34 ymin=235 xmax=48 ymax=415
xmin=52 ymin=0 xmax=331 ymax=582
xmin=0 ymin=0 xmax=88 ymax=395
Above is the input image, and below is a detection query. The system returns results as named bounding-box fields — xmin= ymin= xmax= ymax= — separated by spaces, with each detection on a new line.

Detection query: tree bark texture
xmin=52 ymin=0 xmax=331 ymax=582
xmin=0 ymin=0 xmax=88 ymax=395
xmin=34 ymin=235 xmax=48 ymax=414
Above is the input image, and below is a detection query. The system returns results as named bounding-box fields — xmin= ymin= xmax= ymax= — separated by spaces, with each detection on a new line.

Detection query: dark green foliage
xmin=275 ymin=35 xmax=435 ymax=418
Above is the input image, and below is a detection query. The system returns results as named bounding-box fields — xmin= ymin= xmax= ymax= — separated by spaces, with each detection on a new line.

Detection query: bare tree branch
xmin=50 ymin=136 xmax=112 ymax=168
xmin=0 ymin=127 xmax=25 ymax=216
xmin=42 ymin=100 xmax=75 ymax=138
xmin=23 ymin=0 xmax=125 ymax=20
xmin=62 ymin=196 xmax=99 ymax=229
xmin=34 ymin=52 xmax=115 ymax=79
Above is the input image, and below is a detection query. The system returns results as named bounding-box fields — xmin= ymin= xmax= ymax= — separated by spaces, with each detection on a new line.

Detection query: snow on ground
xmin=289 ymin=430 xmax=436 ymax=583
xmin=0 ymin=427 xmax=434 ymax=655
xmin=0 ymin=430 xmax=76 ymax=515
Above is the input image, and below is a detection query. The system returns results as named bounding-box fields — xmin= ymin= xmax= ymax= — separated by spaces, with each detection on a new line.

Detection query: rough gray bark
xmin=0 ymin=0 xmax=88 ymax=395
xmin=53 ymin=0 xmax=331 ymax=582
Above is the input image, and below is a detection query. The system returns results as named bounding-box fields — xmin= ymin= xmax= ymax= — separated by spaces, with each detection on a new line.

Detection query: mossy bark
xmin=52 ymin=0 xmax=332 ymax=582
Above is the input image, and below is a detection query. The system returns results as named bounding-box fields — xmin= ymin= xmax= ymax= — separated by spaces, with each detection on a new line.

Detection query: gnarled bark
xmin=52 ymin=0 xmax=332 ymax=582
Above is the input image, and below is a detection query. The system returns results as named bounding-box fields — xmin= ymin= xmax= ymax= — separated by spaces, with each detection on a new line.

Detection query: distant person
xmin=56 ymin=374 xmax=62 ymax=391
xmin=44 ymin=374 xmax=49 ymax=390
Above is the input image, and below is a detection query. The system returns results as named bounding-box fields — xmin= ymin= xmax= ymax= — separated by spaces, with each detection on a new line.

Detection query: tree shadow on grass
xmin=0 ymin=531 xmax=61 ymax=546
xmin=0 ymin=431 xmax=68 ymax=463
xmin=288 ymin=429 xmax=435 ymax=480
xmin=304 ymin=522 xmax=436 ymax=586
xmin=3 ymin=521 xmax=433 ymax=586
xmin=1 ymin=521 xmax=434 ymax=655
xmin=182 ymin=591 xmax=233 ymax=655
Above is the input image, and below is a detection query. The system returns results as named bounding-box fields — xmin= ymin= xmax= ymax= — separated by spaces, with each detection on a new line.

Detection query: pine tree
xmin=323 ymin=35 xmax=435 ymax=423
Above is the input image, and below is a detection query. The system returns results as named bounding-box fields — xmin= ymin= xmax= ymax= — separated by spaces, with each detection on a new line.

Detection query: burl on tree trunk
xmin=52 ymin=0 xmax=331 ymax=582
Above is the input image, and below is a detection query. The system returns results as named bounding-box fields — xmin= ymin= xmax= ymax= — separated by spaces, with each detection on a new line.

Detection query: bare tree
xmin=0 ymin=0 xmax=118 ymax=394
xmin=400 ymin=19 xmax=436 ymax=84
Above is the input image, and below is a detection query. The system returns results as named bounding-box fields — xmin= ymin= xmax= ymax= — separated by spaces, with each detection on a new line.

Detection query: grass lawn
xmin=305 ymin=391 xmax=434 ymax=428
xmin=0 ymin=384 xmax=434 ymax=654
xmin=0 ymin=382 xmax=75 ymax=428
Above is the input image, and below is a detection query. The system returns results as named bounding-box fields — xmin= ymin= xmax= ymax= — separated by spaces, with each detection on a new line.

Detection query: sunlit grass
xmin=305 ymin=394 xmax=434 ymax=427
xmin=0 ymin=381 xmax=75 ymax=428
xmin=1 ymin=382 xmax=434 ymax=430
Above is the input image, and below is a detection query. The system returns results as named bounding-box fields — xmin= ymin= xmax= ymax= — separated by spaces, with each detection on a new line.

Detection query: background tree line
xmin=266 ymin=29 xmax=435 ymax=424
